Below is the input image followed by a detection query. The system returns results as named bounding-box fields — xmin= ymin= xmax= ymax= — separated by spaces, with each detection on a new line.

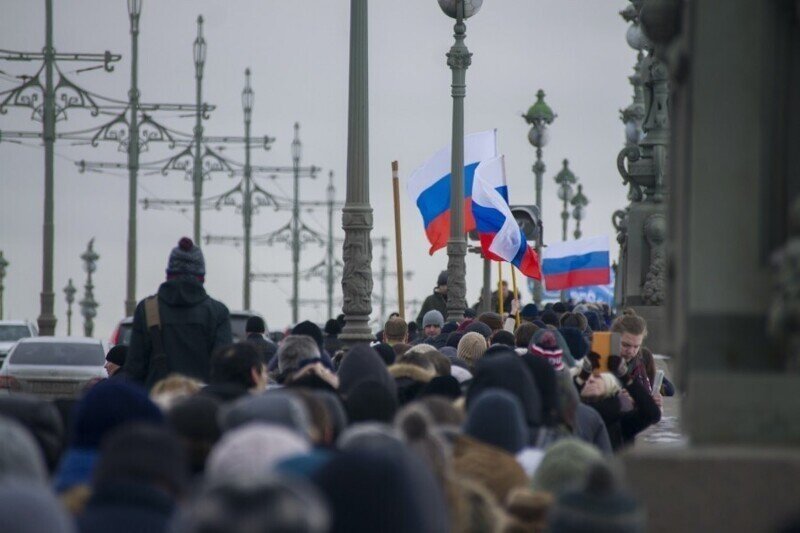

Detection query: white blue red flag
xmin=407 ymin=130 xmax=497 ymax=254
xmin=542 ymin=236 xmax=611 ymax=290
xmin=471 ymin=156 xmax=542 ymax=279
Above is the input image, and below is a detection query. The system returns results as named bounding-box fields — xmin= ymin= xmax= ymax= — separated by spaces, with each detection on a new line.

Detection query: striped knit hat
xmin=529 ymin=330 xmax=564 ymax=371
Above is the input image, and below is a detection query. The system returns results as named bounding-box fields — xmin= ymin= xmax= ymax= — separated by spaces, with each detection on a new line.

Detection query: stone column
xmin=339 ymin=0 xmax=374 ymax=346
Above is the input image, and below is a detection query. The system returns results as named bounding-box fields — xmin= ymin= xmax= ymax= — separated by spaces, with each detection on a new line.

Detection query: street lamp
xmin=438 ymin=0 xmax=483 ymax=323
xmin=125 ymin=0 xmax=142 ymax=317
xmin=554 ymin=159 xmax=577 ymax=242
xmin=571 ymin=184 xmax=589 ymax=239
xmin=291 ymin=122 xmax=302 ymax=325
xmin=241 ymin=68 xmax=254 ymax=310
xmin=192 ymin=15 xmax=207 ymax=244
xmin=63 ymin=279 xmax=76 ymax=336
xmin=523 ymin=89 xmax=556 ymax=306
xmin=79 ymin=239 xmax=99 ymax=338
xmin=0 ymin=251 xmax=8 ymax=320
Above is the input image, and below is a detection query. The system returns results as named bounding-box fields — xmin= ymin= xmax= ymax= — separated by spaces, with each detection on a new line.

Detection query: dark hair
xmin=610 ymin=311 xmax=648 ymax=337
xmin=514 ymin=322 xmax=540 ymax=348
xmin=490 ymin=330 xmax=516 ymax=348
xmin=324 ymin=319 xmax=341 ymax=336
xmin=245 ymin=316 xmax=266 ymax=334
xmin=209 ymin=343 xmax=265 ymax=389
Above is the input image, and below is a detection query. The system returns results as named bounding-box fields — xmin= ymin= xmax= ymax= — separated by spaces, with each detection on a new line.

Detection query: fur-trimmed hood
xmin=388 ymin=363 xmax=435 ymax=384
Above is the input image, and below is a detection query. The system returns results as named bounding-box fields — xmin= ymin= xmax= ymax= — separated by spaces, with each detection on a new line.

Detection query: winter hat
xmin=515 ymin=322 xmax=540 ymax=348
xmin=441 ymin=321 xmax=458 ymax=335
xmin=559 ymin=327 xmax=589 ymax=360
xmin=105 ymin=344 xmax=127 ymax=367
xmin=532 ymin=438 xmax=604 ymax=495
xmin=520 ymin=353 xmax=560 ymax=427
xmin=94 ymin=423 xmax=189 ymax=494
xmin=541 ymin=310 xmax=560 ymax=327
xmin=521 ymin=303 xmax=539 ymax=320
xmin=292 ymin=321 xmax=325 ymax=351
xmin=312 ymin=447 xmax=449 ymax=533
xmin=220 ymin=391 xmax=311 ymax=437
xmin=464 ymin=389 xmax=529 ymax=454
xmin=439 ymin=346 xmax=457 ymax=359
xmin=166 ymin=395 xmax=221 ymax=475
xmin=246 ymin=315 xmax=266 ymax=333
xmin=446 ymin=331 xmax=464 ymax=348
xmin=464 ymin=308 xmax=477 ymax=318
xmin=422 ymin=310 xmax=444 ymax=328
xmin=465 ymin=320 xmax=492 ymax=339
xmin=0 ymin=396 xmax=63 ymax=473
xmin=71 ymin=379 xmax=164 ymax=449
xmin=372 ymin=342 xmax=396 ymax=366
xmin=395 ymin=404 xmax=450 ymax=486
xmin=337 ymin=423 xmax=405 ymax=455
xmin=206 ymin=423 xmax=311 ymax=486
xmin=166 ymin=237 xmax=205 ymax=278
xmin=337 ymin=345 xmax=397 ymax=399
xmin=456 ymin=318 xmax=475 ymax=332
xmin=552 ymin=302 xmax=567 ymax=314
xmin=547 ymin=463 xmax=645 ymax=533
xmin=490 ymin=329 xmax=516 ymax=347
xmin=324 ymin=318 xmax=342 ymax=336
xmin=344 ymin=381 xmax=398 ymax=423
xmin=0 ymin=415 xmax=47 ymax=483
xmin=420 ymin=375 xmax=462 ymax=400
xmin=478 ymin=312 xmax=503 ymax=332
xmin=437 ymin=270 xmax=448 ymax=286
xmin=530 ymin=330 xmax=565 ymax=371
xmin=585 ymin=310 xmax=605 ymax=332
xmin=450 ymin=365 xmax=473 ymax=384
xmin=0 ymin=481 xmax=76 ymax=533
xmin=457 ymin=332 xmax=487 ymax=367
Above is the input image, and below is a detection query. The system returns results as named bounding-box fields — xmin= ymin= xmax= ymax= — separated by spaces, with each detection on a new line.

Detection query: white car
xmin=0 ymin=337 xmax=107 ymax=398
xmin=0 ymin=320 xmax=38 ymax=366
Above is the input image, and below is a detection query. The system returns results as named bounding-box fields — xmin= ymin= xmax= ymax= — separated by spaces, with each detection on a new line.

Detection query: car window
xmin=229 ymin=316 xmax=248 ymax=343
xmin=10 ymin=342 xmax=104 ymax=366
xmin=119 ymin=323 xmax=133 ymax=346
xmin=0 ymin=326 xmax=32 ymax=342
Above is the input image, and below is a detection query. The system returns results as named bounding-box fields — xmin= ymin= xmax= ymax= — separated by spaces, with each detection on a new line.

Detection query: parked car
xmin=109 ymin=310 xmax=268 ymax=346
xmin=0 ymin=320 xmax=38 ymax=366
xmin=0 ymin=337 xmax=106 ymax=399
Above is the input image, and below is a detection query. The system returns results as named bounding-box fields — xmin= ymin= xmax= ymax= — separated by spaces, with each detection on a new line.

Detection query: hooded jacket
xmin=337 ymin=345 xmax=397 ymax=399
xmin=125 ymin=278 xmax=232 ymax=388
xmin=415 ymin=289 xmax=448 ymax=329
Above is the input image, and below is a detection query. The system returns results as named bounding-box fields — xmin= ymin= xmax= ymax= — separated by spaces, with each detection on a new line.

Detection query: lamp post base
xmin=37 ymin=291 xmax=56 ymax=336
xmin=340 ymin=205 xmax=374 ymax=347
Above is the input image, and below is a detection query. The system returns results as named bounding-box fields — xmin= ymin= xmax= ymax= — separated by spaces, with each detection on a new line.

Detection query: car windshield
xmin=230 ymin=316 xmax=248 ymax=343
xmin=10 ymin=342 xmax=104 ymax=366
xmin=0 ymin=326 xmax=32 ymax=343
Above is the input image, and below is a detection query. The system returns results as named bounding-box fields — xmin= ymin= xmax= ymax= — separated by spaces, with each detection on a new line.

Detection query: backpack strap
xmin=144 ymin=295 xmax=169 ymax=378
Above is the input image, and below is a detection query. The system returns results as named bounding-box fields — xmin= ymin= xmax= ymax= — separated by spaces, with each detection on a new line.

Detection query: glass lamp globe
xmin=438 ymin=0 xmax=483 ymax=19
xmin=527 ymin=125 xmax=549 ymax=148
xmin=557 ymin=184 xmax=574 ymax=201
xmin=626 ymin=23 xmax=650 ymax=51
xmin=572 ymin=206 xmax=585 ymax=221
xmin=625 ymin=120 xmax=642 ymax=145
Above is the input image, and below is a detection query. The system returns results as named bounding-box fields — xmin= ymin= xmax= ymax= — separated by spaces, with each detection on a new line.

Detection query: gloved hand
xmin=607 ymin=355 xmax=629 ymax=379
xmin=578 ymin=352 xmax=601 ymax=381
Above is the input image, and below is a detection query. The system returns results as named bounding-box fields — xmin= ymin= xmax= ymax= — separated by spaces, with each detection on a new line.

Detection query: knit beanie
xmin=0 ymin=482 xmax=76 ymax=533
xmin=292 ymin=321 xmax=325 ymax=351
xmin=373 ymin=343 xmax=396 ymax=366
xmin=94 ymin=423 xmax=189 ymax=494
xmin=464 ymin=320 xmax=492 ymax=339
xmin=547 ymin=463 xmax=645 ymax=533
xmin=521 ymin=303 xmax=539 ymax=320
xmin=532 ymin=438 xmax=604 ymax=495
xmin=246 ymin=315 xmax=266 ymax=334
xmin=0 ymin=415 xmax=47 ymax=483
xmin=422 ymin=310 xmax=444 ymax=328
xmin=441 ymin=321 xmax=458 ymax=335
xmin=437 ymin=270 xmax=448 ymax=286
xmin=219 ymin=391 xmax=311 ymax=437
xmin=206 ymin=423 xmax=311 ymax=486
xmin=530 ymin=330 xmax=565 ymax=371
xmin=166 ymin=237 xmax=205 ymax=278
xmin=559 ymin=327 xmax=589 ymax=360
xmin=457 ymin=332 xmax=487 ymax=367
xmin=464 ymin=389 xmax=529 ymax=454
xmin=395 ymin=404 xmax=450 ymax=487
xmin=105 ymin=345 xmax=127 ymax=367
xmin=446 ymin=331 xmax=464 ymax=348
xmin=478 ymin=312 xmax=503 ymax=332
xmin=541 ymin=310 xmax=559 ymax=327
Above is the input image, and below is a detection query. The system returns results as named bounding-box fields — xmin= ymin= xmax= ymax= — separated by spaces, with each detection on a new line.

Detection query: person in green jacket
xmin=415 ymin=271 xmax=449 ymax=328
xmin=125 ymin=237 xmax=232 ymax=389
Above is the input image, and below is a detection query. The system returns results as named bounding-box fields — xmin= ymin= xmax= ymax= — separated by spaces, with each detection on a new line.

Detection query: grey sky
xmin=0 ymin=0 xmax=634 ymax=337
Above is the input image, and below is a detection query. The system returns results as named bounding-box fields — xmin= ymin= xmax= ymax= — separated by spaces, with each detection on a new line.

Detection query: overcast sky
xmin=1 ymin=0 xmax=635 ymax=337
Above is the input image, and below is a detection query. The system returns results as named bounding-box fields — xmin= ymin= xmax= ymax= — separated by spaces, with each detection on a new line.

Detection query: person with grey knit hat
xmin=415 ymin=271 xmax=451 ymax=329
xmin=125 ymin=237 xmax=232 ymax=389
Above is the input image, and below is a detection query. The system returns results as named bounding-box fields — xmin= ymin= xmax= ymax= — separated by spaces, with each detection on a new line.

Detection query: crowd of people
xmin=0 ymin=239 xmax=675 ymax=532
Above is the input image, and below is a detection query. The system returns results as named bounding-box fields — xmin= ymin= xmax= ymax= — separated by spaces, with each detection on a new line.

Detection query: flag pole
xmin=391 ymin=161 xmax=406 ymax=319
xmin=510 ymin=266 xmax=521 ymax=328
xmin=497 ymin=262 xmax=504 ymax=315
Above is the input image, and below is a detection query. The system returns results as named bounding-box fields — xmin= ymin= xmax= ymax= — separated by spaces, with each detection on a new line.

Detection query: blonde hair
xmin=150 ymin=373 xmax=202 ymax=411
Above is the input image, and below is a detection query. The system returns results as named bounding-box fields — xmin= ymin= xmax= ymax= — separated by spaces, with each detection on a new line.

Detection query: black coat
xmin=78 ymin=482 xmax=175 ymax=533
xmin=246 ymin=333 xmax=277 ymax=364
xmin=125 ymin=278 xmax=232 ymax=389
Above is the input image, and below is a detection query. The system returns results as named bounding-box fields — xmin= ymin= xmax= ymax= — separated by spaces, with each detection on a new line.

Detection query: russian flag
xmin=542 ymin=236 xmax=611 ymax=290
xmin=407 ymin=130 xmax=497 ymax=254
xmin=471 ymin=156 xmax=542 ymax=279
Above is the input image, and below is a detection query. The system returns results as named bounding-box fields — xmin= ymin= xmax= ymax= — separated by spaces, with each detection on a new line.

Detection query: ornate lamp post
xmin=241 ymin=68 xmax=254 ymax=310
xmin=523 ymin=89 xmax=555 ymax=306
xmin=438 ymin=0 xmax=483 ymax=322
xmin=63 ymin=279 xmax=76 ymax=336
xmin=79 ymin=239 xmax=99 ymax=338
xmin=571 ymin=184 xmax=589 ymax=239
xmin=192 ymin=15 xmax=207 ymax=244
xmin=291 ymin=123 xmax=302 ymax=324
xmin=125 ymin=0 xmax=142 ymax=317
xmin=0 ymin=252 xmax=8 ymax=320
xmin=554 ymin=159 xmax=577 ymax=242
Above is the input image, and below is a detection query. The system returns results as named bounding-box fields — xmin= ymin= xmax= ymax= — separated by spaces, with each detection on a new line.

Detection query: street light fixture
xmin=0 ymin=251 xmax=8 ymax=320
xmin=554 ymin=159 xmax=577 ymax=242
xmin=523 ymin=89 xmax=556 ymax=306
xmin=192 ymin=15 xmax=207 ymax=243
xmin=79 ymin=239 xmax=99 ymax=338
xmin=63 ymin=279 xmax=76 ymax=336
xmin=438 ymin=0 xmax=483 ymax=323
xmin=241 ymin=68 xmax=254 ymax=310
xmin=571 ymin=184 xmax=589 ymax=239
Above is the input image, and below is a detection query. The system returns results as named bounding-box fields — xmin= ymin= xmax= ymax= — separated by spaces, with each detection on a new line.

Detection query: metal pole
xmin=339 ymin=0 xmax=374 ymax=346
xmin=326 ymin=170 xmax=335 ymax=320
xmin=533 ymin=147 xmax=545 ymax=307
xmin=481 ymin=256 xmax=491 ymax=313
xmin=379 ymin=237 xmax=388 ymax=325
xmin=445 ymin=0 xmax=471 ymax=323
xmin=497 ymin=261 xmax=504 ymax=315
xmin=0 ymin=251 xmax=7 ymax=320
xmin=63 ymin=278 xmax=75 ymax=336
xmin=37 ymin=0 xmax=57 ymax=336
xmin=192 ymin=15 xmax=205 ymax=245
xmin=125 ymin=2 xmax=141 ymax=317
xmin=291 ymin=122 xmax=301 ymax=325
xmin=391 ymin=161 xmax=405 ymax=319
xmin=242 ymin=69 xmax=253 ymax=310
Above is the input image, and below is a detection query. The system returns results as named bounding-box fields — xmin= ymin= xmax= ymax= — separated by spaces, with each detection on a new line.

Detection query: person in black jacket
xmin=573 ymin=352 xmax=661 ymax=451
xmin=244 ymin=316 xmax=277 ymax=365
xmin=124 ymin=238 xmax=232 ymax=389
